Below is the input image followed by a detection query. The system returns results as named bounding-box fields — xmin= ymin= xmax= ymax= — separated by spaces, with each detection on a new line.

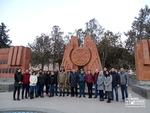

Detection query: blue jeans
xmin=121 ymin=85 xmax=128 ymax=100
xmin=55 ymin=83 xmax=58 ymax=95
xmin=35 ymin=84 xmax=39 ymax=95
xmin=112 ymin=86 xmax=119 ymax=101
xmin=39 ymin=85 xmax=44 ymax=96
xmin=30 ymin=86 xmax=36 ymax=93
xmin=79 ymin=82 xmax=85 ymax=96
xmin=22 ymin=84 xmax=29 ymax=98
xmin=94 ymin=83 xmax=98 ymax=97
xmin=49 ymin=84 xmax=54 ymax=95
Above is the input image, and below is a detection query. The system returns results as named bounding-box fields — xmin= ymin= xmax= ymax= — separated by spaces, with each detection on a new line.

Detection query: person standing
xmin=49 ymin=71 xmax=56 ymax=97
xmin=85 ymin=70 xmax=94 ymax=98
xmin=35 ymin=71 xmax=40 ymax=97
xmin=110 ymin=68 xmax=120 ymax=101
xmin=29 ymin=71 xmax=37 ymax=99
xmin=38 ymin=70 xmax=45 ymax=98
xmin=45 ymin=71 xmax=50 ymax=96
xmin=93 ymin=69 xmax=99 ymax=98
xmin=54 ymin=69 xmax=58 ymax=96
xmin=22 ymin=69 xmax=30 ymax=99
xmin=119 ymin=68 xmax=129 ymax=102
xmin=13 ymin=68 xmax=23 ymax=101
xmin=97 ymin=71 xmax=104 ymax=101
xmin=104 ymin=70 xmax=112 ymax=103
xmin=66 ymin=68 xmax=71 ymax=96
xmin=57 ymin=66 xmax=67 ymax=97
xmin=103 ymin=67 xmax=107 ymax=99
xmin=69 ymin=68 xmax=79 ymax=97
xmin=78 ymin=69 xmax=86 ymax=98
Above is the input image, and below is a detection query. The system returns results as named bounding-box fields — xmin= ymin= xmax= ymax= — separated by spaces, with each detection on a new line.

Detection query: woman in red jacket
xmin=85 ymin=70 xmax=94 ymax=98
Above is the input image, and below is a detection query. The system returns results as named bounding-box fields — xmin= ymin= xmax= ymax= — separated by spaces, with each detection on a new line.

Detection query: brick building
xmin=0 ymin=46 xmax=31 ymax=78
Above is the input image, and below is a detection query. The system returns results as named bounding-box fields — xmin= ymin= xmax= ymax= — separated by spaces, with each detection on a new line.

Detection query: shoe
xmin=107 ymin=99 xmax=111 ymax=103
xmin=94 ymin=97 xmax=97 ymax=98
xmin=79 ymin=96 xmax=81 ymax=98
xmin=83 ymin=96 xmax=86 ymax=98
xmin=63 ymin=94 xmax=65 ymax=97
xmin=59 ymin=94 xmax=62 ymax=97
xmin=104 ymin=97 xmax=107 ymax=99
xmin=22 ymin=97 xmax=24 ymax=99
xmin=35 ymin=95 xmax=38 ymax=98
xmin=40 ymin=96 xmax=44 ymax=98
xmin=56 ymin=94 xmax=58 ymax=96
xmin=47 ymin=94 xmax=49 ymax=96
xmin=17 ymin=98 xmax=20 ymax=101
xmin=25 ymin=97 xmax=28 ymax=99
xmin=13 ymin=98 xmax=16 ymax=101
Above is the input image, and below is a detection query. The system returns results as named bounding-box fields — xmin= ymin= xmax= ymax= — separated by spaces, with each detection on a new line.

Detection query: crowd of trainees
xmin=13 ymin=66 xmax=129 ymax=103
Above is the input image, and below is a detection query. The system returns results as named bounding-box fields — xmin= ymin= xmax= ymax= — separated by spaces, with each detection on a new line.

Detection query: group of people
xmin=13 ymin=66 xmax=129 ymax=103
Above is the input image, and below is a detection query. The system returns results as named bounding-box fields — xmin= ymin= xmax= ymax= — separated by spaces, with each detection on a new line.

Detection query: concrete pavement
xmin=0 ymin=87 xmax=150 ymax=113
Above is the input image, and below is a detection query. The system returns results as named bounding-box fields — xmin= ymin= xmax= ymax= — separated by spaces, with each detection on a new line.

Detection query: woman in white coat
xmin=29 ymin=71 xmax=37 ymax=99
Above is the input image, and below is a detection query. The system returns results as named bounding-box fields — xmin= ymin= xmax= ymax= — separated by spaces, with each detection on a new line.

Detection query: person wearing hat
xmin=57 ymin=65 xmax=67 ymax=97
xmin=78 ymin=69 xmax=86 ymax=98
xmin=66 ymin=67 xmax=71 ymax=96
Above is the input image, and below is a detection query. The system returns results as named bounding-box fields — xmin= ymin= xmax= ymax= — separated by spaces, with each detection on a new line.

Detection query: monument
xmin=0 ymin=46 xmax=31 ymax=78
xmin=134 ymin=40 xmax=150 ymax=84
xmin=133 ymin=40 xmax=150 ymax=99
xmin=61 ymin=35 xmax=102 ymax=74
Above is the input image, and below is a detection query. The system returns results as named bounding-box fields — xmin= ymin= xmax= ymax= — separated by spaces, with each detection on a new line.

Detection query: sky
xmin=0 ymin=0 xmax=150 ymax=46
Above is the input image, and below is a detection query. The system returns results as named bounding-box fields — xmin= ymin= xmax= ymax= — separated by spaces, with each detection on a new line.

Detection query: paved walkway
xmin=0 ymin=87 xmax=150 ymax=113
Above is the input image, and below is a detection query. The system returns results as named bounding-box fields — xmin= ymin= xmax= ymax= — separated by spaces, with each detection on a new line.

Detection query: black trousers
xmin=45 ymin=85 xmax=49 ymax=95
xmin=87 ymin=83 xmax=93 ymax=98
xmin=13 ymin=86 xmax=21 ymax=99
xmin=71 ymin=87 xmax=78 ymax=97
xmin=22 ymin=84 xmax=29 ymax=98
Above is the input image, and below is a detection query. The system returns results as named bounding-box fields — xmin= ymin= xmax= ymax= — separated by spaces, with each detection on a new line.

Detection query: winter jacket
xmin=85 ymin=74 xmax=94 ymax=84
xmin=97 ymin=74 xmax=104 ymax=90
xmin=38 ymin=75 xmax=45 ymax=85
xmin=14 ymin=71 xmax=23 ymax=87
xmin=104 ymin=74 xmax=112 ymax=91
xmin=49 ymin=75 xmax=56 ymax=84
xmin=69 ymin=72 xmax=79 ymax=87
xmin=78 ymin=73 xmax=86 ymax=83
xmin=119 ymin=71 xmax=129 ymax=85
xmin=29 ymin=75 xmax=37 ymax=86
xmin=22 ymin=73 xmax=30 ymax=84
xmin=57 ymin=70 xmax=67 ymax=83
xmin=110 ymin=72 xmax=120 ymax=87
xmin=94 ymin=72 xmax=99 ymax=83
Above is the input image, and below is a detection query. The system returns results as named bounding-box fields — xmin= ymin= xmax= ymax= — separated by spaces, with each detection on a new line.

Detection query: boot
xmin=107 ymin=98 xmax=111 ymax=103
xmin=63 ymin=92 xmax=65 ymax=97
xmin=59 ymin=93 xmax=62 ymax=97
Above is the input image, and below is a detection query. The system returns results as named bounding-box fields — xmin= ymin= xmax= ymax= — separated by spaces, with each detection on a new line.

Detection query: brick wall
xmin=0 ymin=46 xmax=31 ymax=78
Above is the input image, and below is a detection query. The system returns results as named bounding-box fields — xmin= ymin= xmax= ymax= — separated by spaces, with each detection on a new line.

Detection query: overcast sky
xmin=0 ymin=0 xmax=150 ymax=46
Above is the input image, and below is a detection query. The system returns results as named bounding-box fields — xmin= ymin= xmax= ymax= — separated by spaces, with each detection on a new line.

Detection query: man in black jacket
xmin=110 ymin=68 xmax=120 ymax=101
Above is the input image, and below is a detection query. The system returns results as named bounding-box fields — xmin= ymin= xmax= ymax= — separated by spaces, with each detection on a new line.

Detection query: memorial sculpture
xmin=61 ymin=35 xmax=102 ymax=74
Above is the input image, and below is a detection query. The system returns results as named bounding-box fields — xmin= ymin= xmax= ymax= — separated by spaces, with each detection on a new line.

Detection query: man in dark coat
xmin=69 ymin=68 xmax=79 ymax=97
xmin=110 ymin=68 xmax=120 ymax=101
xmin=38 ymin=70 xmax=45 ymax=98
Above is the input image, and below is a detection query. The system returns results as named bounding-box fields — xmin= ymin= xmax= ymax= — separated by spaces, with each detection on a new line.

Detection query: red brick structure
xmin=62 ymin=35 xmax=102 ymax=74
xmin=134 ymin=40 xmax=150 ymax=81
xmin=0 ymin=46 xmax=31 ymax=78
